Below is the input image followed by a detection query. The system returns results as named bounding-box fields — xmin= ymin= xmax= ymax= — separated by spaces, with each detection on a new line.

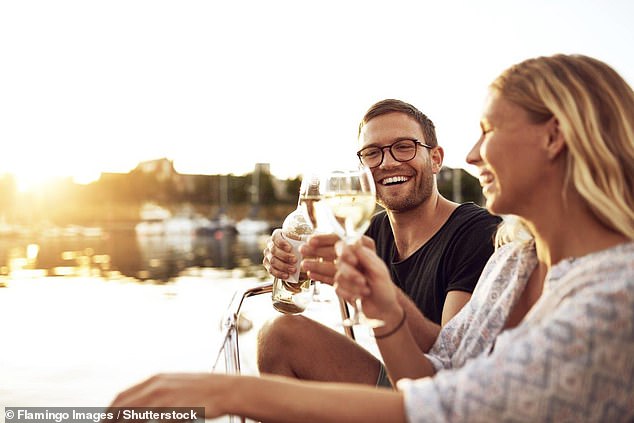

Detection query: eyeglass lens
xmin=359 ymin=139 xmax=419 ymax=168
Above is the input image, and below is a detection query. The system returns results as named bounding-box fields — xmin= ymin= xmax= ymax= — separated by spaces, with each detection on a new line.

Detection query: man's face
xmin=359 ymin=112 xmax=438 ymax=212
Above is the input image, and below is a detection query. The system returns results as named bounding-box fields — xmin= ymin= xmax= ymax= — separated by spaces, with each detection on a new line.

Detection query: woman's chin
xmin=484 ymin=194 xmax=504 ymax=215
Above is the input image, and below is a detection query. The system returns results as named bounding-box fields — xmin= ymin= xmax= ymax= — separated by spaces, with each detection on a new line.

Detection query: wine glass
xmin=322 ymin=166 xmax=384 ymax=327
xmin=298 ymin=171 xmax=331 ymax=302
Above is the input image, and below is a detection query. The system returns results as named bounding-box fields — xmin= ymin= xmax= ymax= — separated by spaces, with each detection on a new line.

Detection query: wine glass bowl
xmin=297 ymin=171 xmax=331 ymax=302
xmin=321 ymin=167 xmax=383 ymax=328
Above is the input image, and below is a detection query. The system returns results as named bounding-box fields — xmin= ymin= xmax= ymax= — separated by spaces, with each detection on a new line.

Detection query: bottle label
xmin=281 ymin=232 xmax=308 ymax=283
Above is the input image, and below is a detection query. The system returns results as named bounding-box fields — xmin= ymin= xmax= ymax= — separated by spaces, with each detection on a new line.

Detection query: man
xmin=259 ymin=99 xmax=500 ymax=387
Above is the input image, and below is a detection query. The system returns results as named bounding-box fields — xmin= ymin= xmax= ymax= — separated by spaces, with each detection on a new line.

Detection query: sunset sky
xmin=1 ymin=0 xmax=633 ymax=190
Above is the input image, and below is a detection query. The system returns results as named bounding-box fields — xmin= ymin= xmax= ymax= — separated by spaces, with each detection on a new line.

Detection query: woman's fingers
xmin=334 ymin=260 xmax=370 ymax=299
xmin=351 ymin=241 xmax=391 ymax=282
xmin=360 ymin=235 xmax=376 ymax=250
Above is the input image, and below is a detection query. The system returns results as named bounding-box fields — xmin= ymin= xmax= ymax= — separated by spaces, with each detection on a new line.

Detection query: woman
xmin=108 ymin=54 xmax=634 ymax=422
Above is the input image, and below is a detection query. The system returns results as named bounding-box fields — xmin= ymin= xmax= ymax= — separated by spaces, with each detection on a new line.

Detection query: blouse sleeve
xmin=397 ymin=271 xmax=634 ymax=423
xmin=424 ymin=242 xmax=522 ymax=373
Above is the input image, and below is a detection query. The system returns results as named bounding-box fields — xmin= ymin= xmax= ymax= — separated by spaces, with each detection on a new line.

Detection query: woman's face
xmin=466 ymin=91 xmax=553 ymax=217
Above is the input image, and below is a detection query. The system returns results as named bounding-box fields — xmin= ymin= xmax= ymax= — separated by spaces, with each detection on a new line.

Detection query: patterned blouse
xmin=397 ymin=240 xmax=634 ymax=422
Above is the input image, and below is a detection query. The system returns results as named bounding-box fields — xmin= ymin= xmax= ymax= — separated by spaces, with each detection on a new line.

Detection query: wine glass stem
xmin=354 ymin=297 xmax=365 ymax=318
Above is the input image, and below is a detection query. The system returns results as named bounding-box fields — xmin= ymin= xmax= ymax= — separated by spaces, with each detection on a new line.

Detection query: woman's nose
xmin=466 ymin=136 xmax=484 ymax=165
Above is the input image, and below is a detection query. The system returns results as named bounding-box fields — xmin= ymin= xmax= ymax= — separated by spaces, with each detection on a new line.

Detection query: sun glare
xmin=14 ymin=172 xmax=57 ymax=193
xmin=12 ymin=171 xmax=100 ymax=193
xmin=72 ymin=171 xmax=103 ymax=186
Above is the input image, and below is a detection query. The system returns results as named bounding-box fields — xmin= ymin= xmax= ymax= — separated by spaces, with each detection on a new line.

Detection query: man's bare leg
xmin=257 ymin=314 xmax=381 ymax=385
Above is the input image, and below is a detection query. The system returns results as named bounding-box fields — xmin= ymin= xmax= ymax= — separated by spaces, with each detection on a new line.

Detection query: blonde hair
xmin=494 ymin=215 xmax=532 ymax=248
xmin=491 ymin=54 xmax=634 ymax=240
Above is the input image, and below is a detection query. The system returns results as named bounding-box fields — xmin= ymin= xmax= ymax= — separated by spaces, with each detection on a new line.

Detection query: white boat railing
xmin=213 ymin=280 xmax=354 ymax=423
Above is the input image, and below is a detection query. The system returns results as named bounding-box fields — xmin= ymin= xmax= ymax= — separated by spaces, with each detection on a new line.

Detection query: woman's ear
xmin=545 ymin=117 xmax=566 ymax=160
xmin=431 ymin=146 xmax=444 ymax=173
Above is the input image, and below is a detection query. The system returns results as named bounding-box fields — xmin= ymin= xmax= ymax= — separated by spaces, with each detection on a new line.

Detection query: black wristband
xmin=374 ymin=309 xmax=407 ymax=339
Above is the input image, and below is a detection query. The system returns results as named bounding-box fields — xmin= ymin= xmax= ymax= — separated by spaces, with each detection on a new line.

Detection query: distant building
xmin=135 ymin=158 xmax=178 ymax=182
xmin=254 ymin=163 xmax=270 ymax=175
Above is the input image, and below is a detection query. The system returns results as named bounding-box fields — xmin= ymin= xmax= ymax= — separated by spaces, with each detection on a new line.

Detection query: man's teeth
xmin=382 ymin=176 xmax=409 ymax=185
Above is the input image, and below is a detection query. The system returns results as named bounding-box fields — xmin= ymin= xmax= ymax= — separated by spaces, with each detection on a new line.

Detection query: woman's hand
xmin=334 ymin=240 xmax=400 ymax=321
xmin=106 ymin=373 xmax=230 ymax=421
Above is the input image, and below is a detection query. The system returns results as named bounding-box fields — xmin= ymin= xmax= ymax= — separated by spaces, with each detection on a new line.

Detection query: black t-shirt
xmin=365 ymin=203 xmax=501 ymax=325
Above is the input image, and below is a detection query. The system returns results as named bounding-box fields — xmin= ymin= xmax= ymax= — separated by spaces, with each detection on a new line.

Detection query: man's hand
xmin=262 ymin=229 xmax=297 ymax=280
xmin=301 ymin=234 xmax=375 ymax=285
xmin=298 ymin=233 xmax=340 ymax=284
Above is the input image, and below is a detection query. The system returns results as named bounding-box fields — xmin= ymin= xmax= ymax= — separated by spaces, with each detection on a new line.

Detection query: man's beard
xmin=376 ymin=172 xmax=434 ymax=212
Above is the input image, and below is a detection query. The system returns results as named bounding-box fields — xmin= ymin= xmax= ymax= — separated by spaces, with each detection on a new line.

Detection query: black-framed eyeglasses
xmin=356 ymin=139 xmax=433 ymax=168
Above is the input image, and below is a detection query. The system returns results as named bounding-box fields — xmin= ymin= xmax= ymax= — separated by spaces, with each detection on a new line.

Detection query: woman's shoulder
xmin=488 ymin=239 xmax=535 ymax=266
xmin=553 ymin=241 xmax=634 ymax=293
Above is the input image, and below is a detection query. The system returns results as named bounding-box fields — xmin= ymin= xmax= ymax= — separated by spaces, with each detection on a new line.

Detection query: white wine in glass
xmin=322 ymin=167 xmax=383 ymax=327
xmin=323 ymin=192 xmax=375 ymax=243
xmin=298 ymin=171 xmax=331 ymax=302
xmin=298 ymin=173 xmax=323 ymax=229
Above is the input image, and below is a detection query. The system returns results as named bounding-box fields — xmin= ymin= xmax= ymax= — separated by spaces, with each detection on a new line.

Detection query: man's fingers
xmin=307 ymin=233 xmax=340 ymax=247
xmin=302 ymin=258 xmax=336 ymax=285
xmin=307 ymin=271 xmax=334 ymax=285
xmin=266 ymin=255 xmax=294 ymax=279
xmin=300 ymin=244 xmax=337 ymax=261
xmin=262 ymin=229 xmax=298 ymax=279
xmin=271 ymin=229 xmax=293 ymax=252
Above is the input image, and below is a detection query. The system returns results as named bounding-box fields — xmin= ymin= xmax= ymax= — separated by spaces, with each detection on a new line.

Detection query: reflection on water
xmin=0 ymin=225 xmax=273 ymax=418
xmin=0 ymin=228 xmax=269 ymax=282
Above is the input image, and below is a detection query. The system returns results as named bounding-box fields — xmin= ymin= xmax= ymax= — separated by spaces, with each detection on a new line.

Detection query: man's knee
xmin=257 ymin=314 xmax=310 ymax=373
xmin=259 ymin=314 xmax=307 ymax=344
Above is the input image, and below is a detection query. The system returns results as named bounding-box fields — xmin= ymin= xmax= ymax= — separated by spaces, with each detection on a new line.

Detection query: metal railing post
xmin=212 ymin=280 xmax=354 ymax=422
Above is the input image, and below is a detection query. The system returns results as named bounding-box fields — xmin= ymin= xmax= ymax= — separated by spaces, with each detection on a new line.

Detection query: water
xmin=0 ymin=274 xmax=278 ymax=420
xmin=0 ymin=229 xmax=274 ymax=421
xmin=0 ymin=229 xmax=368 ymax=421
xmin=0 ymin=274 xmax=350 ymax=422
xmin=0 ymin=228 xmax=269 ymax=282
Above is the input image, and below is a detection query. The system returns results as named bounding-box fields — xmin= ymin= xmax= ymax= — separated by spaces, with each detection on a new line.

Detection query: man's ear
xmin=546 ymin=117 xmax=566 ymax=160
xmin=431 ymin=146 xmax=444 ymax=173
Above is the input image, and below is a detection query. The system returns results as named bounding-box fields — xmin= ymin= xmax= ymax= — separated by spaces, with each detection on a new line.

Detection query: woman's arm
xmin=335 ymin=242 xmax=439 ymax=383
xmin=108 ymin=373 xmax=406 ymax=423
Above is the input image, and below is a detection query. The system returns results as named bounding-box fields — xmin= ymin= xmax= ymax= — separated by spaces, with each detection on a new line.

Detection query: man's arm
xmin=441 ymin=290 xmax=471 ymax=326
xmin=394 ymin=288 xmax=441 ymax=353
xmin=436 ymin=210 xmax=500 ymax=326
xmin=334 ymin=243 xmax=441 ymax=382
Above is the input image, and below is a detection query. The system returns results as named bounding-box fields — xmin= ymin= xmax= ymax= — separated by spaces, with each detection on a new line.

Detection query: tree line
xmin=0 ymin=166 xmax=481 ymax=228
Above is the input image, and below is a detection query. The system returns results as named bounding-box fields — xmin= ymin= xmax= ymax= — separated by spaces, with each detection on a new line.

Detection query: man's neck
xmin=386 ymin=193 xmax=459 ymax=261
